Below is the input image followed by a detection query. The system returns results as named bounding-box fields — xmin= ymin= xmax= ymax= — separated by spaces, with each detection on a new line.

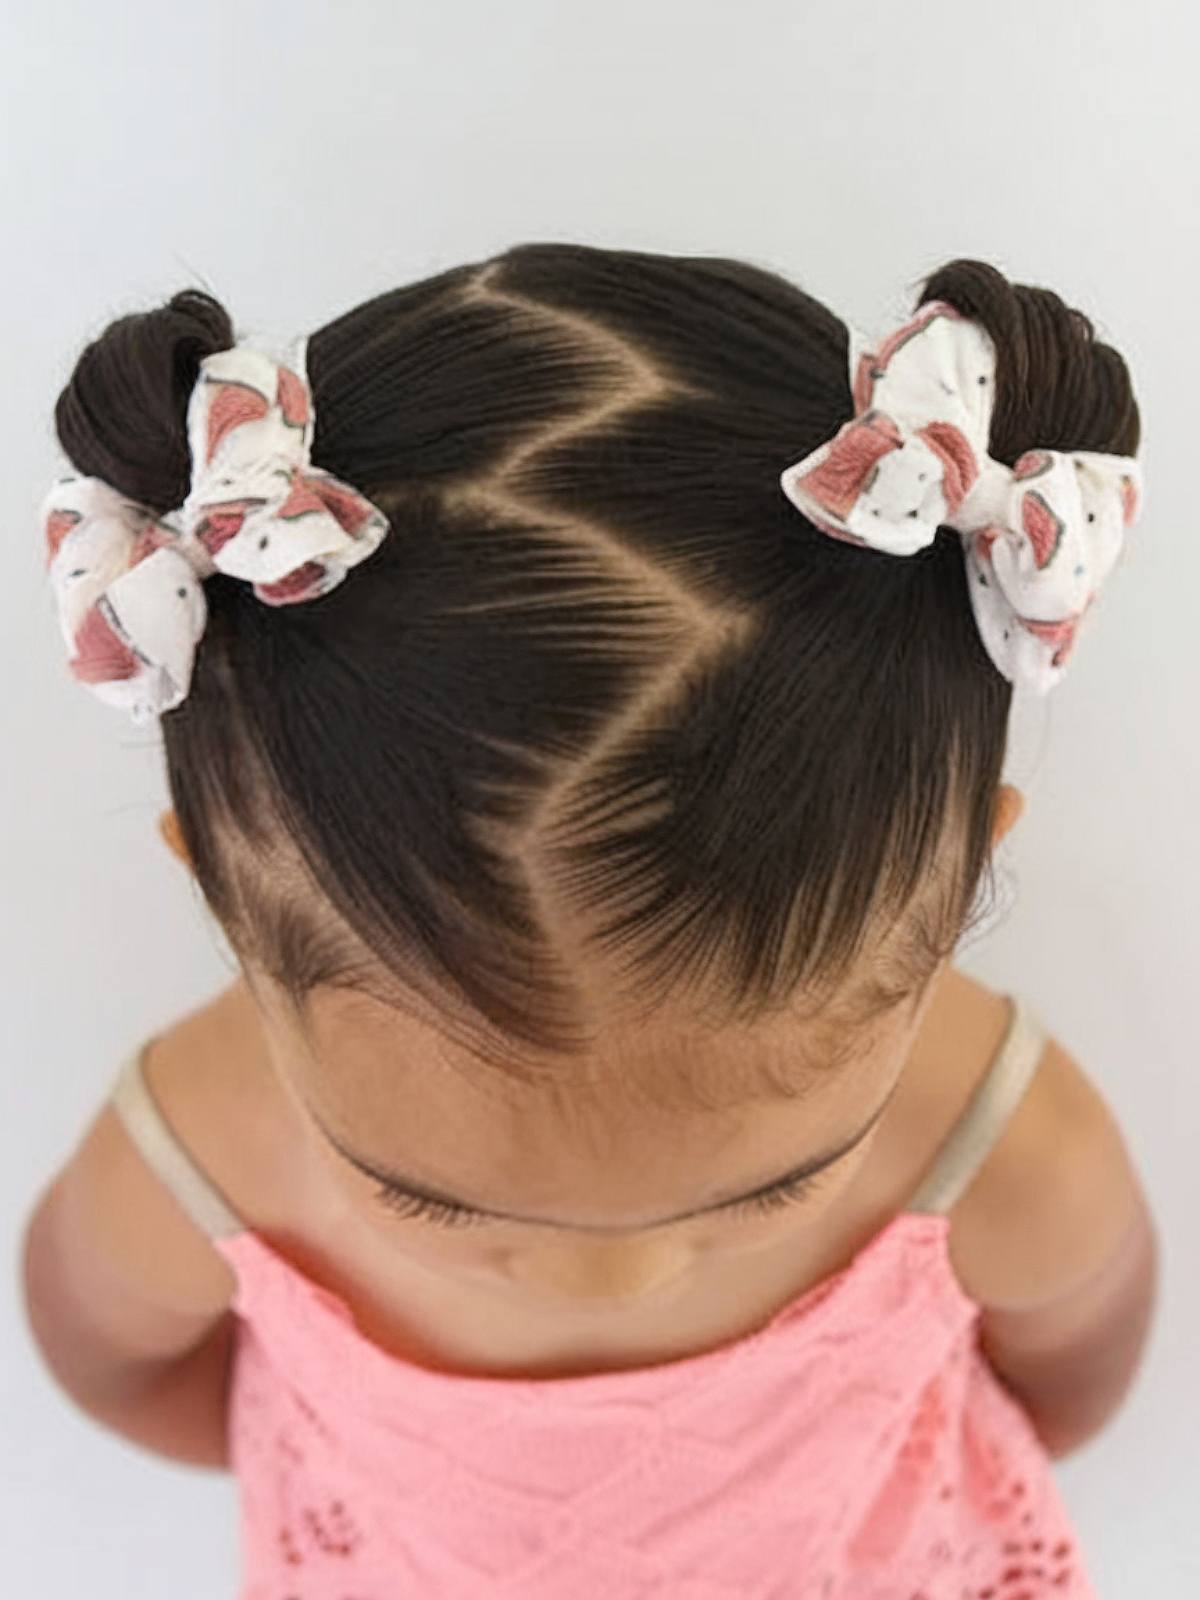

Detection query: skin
xmin=156 ymin=787 xmax=1026 ymax=1319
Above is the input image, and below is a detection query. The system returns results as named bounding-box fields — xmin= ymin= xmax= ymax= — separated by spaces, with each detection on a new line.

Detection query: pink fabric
xmin=210 ymin=1210 xmax=1096 ymax=1598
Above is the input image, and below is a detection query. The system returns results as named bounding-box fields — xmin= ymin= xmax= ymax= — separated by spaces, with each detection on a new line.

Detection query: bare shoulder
xmin=137 ymin=973 xmax=297 ymax=1235
xmin=21 ymin=978 xmax=270 ymax=1374
xmin=928 ymin=968 xmax=1155 ymax=1312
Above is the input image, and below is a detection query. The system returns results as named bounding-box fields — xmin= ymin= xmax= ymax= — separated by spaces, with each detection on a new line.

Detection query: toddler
xmin=23 ymin=246 xmax=1158 ymax=1599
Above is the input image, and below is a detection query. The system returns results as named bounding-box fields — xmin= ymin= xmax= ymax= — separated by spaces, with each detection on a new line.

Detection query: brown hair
xmin=53 ymin=246 xmax=1140 ymax=1084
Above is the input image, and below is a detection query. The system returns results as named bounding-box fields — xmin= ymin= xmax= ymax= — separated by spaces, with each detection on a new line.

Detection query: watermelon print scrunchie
xmin=779 ymin=299 xmax=1144 ymax=695
xmin=41 ymin=339 xmax=390 ymax=724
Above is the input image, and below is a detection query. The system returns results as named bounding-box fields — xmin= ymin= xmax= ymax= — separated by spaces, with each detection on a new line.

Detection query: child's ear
xmin=158 ymin=808 xmax=193 ymax=873
xmin=991 ymin=783 xmax=1025 ymax=847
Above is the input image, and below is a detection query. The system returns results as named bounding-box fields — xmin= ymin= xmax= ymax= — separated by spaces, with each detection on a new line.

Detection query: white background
xmin=3 ymin=2 xmax=1195 ymax=1593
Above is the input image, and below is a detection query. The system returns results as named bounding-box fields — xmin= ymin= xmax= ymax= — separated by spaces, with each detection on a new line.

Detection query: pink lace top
xmin=111 ymin=993 xmax=1098 ymax=1599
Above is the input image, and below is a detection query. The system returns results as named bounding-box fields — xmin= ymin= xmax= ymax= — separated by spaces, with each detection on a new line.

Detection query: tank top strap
xmin=906 ymin=992 xmax=1049 ymax=1215
xmin=109 ymin=1042 xmax=247 ymax=1240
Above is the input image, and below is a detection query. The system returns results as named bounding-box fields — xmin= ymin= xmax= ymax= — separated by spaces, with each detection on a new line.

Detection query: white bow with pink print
xmin=41 ymin=341 xmax=391 ymax=723
xmin=779 ymin=299 xmax=1144 ymax=695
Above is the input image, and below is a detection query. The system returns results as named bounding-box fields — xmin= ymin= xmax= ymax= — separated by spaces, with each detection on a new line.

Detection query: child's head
xmin=53 ymin=248 xmax=1139 ymax=1301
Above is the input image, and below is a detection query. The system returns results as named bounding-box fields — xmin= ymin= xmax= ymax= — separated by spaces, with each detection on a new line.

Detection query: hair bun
xmin=916 ymin=258 xmax=1139 ymax=465
xmin=54 ymin=288 xmax=235 ymax=516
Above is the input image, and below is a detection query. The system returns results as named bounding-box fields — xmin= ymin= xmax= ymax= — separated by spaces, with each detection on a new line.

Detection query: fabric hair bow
xmin=779 ymin=299 xmax=1144 ymax=695
xmin=41 ymin=340 xmax=390 ymax=723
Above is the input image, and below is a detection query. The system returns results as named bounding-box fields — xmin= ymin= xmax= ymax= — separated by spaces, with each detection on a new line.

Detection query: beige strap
xmin=907 ymin=992 xmax=1049 ymax=1215
xmin=109 ymin=1043 xmax=247 ymax=1239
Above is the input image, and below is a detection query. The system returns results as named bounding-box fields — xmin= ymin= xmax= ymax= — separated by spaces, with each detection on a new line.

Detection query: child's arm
xmin=20 ymin=1088 xmax=239 ymax=1470
xmin=947 ymin=1030 xmax=1160 ymax=1460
